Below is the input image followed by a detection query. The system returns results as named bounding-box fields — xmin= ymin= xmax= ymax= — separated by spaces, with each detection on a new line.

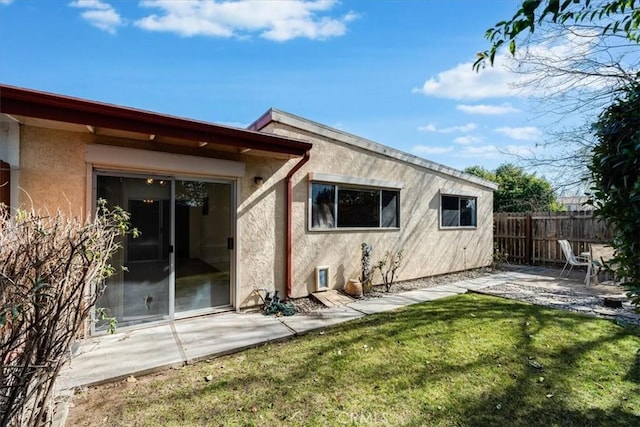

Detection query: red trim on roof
xmin=0 ymin=84 xmax=312 ymax=156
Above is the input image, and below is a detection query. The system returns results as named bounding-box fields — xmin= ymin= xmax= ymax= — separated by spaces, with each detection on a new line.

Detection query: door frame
xmin=172 ymin=175 xmax=237 ymax=319
xmin=90 ymin=168 xmax=239 ymax=333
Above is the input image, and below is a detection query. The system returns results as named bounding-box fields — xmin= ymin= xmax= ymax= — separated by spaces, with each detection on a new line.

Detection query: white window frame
xmin=308 ymin=173 xmax=402 ymax=232
xmin=439 ymin=192 xmax=478 ymax=229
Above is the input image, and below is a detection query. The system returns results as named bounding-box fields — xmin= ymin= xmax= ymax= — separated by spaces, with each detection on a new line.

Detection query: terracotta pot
xmin=344 ymin=279 xmax=363 ymax=298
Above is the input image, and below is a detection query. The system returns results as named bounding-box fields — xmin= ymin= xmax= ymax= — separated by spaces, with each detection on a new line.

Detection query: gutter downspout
xmin=286 ymin=150 xmax=311 ymax=299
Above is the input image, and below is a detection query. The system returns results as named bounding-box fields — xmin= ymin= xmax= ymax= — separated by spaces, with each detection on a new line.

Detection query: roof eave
xmin=0 ymin=85 xmax=312 ymax=157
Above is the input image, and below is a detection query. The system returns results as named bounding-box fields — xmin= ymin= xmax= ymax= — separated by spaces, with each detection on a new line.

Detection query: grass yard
xmin=67 ymin=294 xmax=640 ymax=426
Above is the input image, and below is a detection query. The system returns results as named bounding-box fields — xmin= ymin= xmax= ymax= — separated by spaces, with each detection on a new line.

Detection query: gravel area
xmin=291 ymin=267 xmax=496 ymax=313
xmin=477 ymin=281 xmax=640 ymax=326
xmin=291 ymin=266 xmax=640 ymax=327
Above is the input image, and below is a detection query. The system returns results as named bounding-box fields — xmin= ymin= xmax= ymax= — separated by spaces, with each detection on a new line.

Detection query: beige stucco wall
xmin=268 ymin=123 xmax=494 ymax=298
xmin=18 ymin=126 xmax=89 ymax=216
xmin=15 ymin=123 xmax=292 ymax=310
xmin=237 ymin=155 xmax=294 ymax=306
xmin=16 ymin=121 xmax=494 ymax=310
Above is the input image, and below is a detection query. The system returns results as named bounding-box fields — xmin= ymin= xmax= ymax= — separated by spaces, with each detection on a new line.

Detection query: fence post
xmin=525 ymin=214 xmax=533 ymax=264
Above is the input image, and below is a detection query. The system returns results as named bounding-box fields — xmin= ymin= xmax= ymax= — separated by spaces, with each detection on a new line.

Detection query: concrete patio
xmin=55 ymin=266 xmax=630 ymax=394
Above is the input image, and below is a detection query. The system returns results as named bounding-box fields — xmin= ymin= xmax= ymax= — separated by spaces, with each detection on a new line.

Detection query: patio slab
xmin=398 ymin=287 xmax=463 ymax=303
xmin=173 ymin=312 xmax=292 ymax=362
xmin=56 ymin=323 xmax=182 ymax=391
xmin=56 ymin=266 xmax=605 ymax=394
xmin=347 ymin=294 xmax=420 ymax=314
xmin=280 ymin=306 xmax=365 ymax=334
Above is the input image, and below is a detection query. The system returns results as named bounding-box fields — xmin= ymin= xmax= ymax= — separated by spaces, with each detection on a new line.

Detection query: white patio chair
xmin=558 ymin=239 xmax=591 ymax=282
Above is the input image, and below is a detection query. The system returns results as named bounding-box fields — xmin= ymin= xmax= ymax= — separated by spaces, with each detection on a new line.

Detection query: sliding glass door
xmin=174 ymin=180 xmax=232 ymax=313
xmin=95 ymin=173 xmax=234 ymax=331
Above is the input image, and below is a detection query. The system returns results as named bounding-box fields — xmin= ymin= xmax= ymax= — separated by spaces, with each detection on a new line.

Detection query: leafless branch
xmin=0 ymin=203 xmax=129 ymax=426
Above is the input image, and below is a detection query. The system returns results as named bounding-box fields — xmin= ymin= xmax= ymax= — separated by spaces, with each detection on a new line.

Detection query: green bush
xmin=589 ymin=81 xmax=640 ymax=307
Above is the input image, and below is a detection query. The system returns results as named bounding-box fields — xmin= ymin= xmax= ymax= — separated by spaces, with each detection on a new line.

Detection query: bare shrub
xmin=0 ymin=200 xmax=133 ymax=426
xmin=375 ymin=250 xmax=404 ymax=292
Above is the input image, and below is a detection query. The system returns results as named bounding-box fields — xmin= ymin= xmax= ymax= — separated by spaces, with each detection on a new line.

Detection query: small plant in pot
xmin=343 ymin=242 xmax=374 ymax=298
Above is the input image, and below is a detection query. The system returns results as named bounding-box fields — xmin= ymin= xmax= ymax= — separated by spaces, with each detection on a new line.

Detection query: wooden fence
xmin=494 ymin=211 xmax=613 ymax=265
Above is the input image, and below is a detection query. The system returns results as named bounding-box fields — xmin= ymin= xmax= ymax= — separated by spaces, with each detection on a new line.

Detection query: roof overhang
xmin=252 ymin=108 xmax=499 ymax=191
xmin=0 ymin=84 xmax=312 ymax=158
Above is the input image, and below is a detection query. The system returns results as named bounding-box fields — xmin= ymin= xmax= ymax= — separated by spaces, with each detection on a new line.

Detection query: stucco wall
xmin=268 ymin=123 xmax=494 ymax=298
xmin=15 ymin=123 xmax=288 ymax=309
xmin=237 ymin=154 xmax=293 ymax=306
xmin=19 ymin=126 xmax=89 ymax=216
xmin=17 ymin=121 xmax=494 ymax=309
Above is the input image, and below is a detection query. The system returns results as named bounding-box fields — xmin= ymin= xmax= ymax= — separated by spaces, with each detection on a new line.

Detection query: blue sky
xmin=0 ymin=0 xmax=554 ymax=173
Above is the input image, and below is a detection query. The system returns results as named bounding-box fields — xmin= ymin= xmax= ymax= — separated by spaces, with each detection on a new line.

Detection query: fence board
xmin=494 ymin=211 xmax=613 ymax=265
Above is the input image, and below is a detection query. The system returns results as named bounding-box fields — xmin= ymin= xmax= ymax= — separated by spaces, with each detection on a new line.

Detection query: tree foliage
xmin=472 ymin=0 xmax=640 ymax=189
xmin=475 ymin=0 xmax=640 ymax=307
xmin=588 ymin=81 xmax=640 ymax=305
xmin=474 ymin=0 xmax=640 ymax=70
xmin=465 ymin=164 xmax=559 ymax=212
xmin=0 ymin=201 xmax=134 ymax=426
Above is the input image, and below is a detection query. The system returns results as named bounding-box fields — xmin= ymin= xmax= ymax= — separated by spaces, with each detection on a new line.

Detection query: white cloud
xmin=495 ymin=126 xmax=542 ymax=141
xmin=460 ymin=144 xmax=501 ymax=158
xmin=412 ymin=145 xmax=454 ymax=155
xmin=70 ymin=0 xmax=110 ymax=9
xmin=453 ymin=135 xmax=483 ymax=145
xmin=0 ymin=0 xmax=14 ymax=5
xmin=417 ymin=123 xmax=437 ymax=132
xmin=412 ymin=60 xmax=517 ymax=100
xmin=414 ymin=28 xmax=623 ymax=102
xmin=457 ymin=144 xmax=540 ymax=160
xmin=457 ymin=103 xmax=520 ymax=115
xmin=69 ymin=0 xmax=123 ymax=33
xmin=418 ymin=122 xmax=476 ymax=133
xmin=135 ymin=0 xmax=358 ymax=41
xmin=218 ymin=121 xmax=249 ymax=129
xmin=513 ymin=27 xmax=620 ymax=95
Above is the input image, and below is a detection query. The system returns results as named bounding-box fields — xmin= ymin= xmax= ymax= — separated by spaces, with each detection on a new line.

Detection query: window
xmin=441 ymin=195 xmax=477 ymax=227
xmin=311 ymin=183 xmax=400 ymax=229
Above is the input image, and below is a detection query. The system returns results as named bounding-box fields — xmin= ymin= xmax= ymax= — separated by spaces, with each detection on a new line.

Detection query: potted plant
xmin=343 ymin=243 xmax=373 ymax=298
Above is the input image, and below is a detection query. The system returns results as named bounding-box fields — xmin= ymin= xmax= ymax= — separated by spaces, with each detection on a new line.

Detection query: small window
xmin=441 ymin=195 xmax=477 ymax=228
xmin=311 ymin=183 xmax=400 ymax=230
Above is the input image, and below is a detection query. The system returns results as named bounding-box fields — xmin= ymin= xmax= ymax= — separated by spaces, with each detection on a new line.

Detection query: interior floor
xmin=176 ymin=258 xmax=230 ymax=311
xmin=96 ymin=258 xmax=230 ymax=330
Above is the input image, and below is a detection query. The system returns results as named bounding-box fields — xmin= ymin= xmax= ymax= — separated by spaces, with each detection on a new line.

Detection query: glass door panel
xmin=175 ymin=180 xmax=232 ymax=312
xmin=96 ymin=175 xmax=171 ymax=329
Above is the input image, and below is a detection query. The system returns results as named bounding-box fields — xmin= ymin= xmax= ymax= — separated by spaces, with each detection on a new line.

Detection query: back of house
xmin=0 ymin=85 xmax=496 ymax=335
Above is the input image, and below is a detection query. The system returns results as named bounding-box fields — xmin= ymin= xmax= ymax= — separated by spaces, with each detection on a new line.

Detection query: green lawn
xmin=68 ymin=294 xmax=640 ymax=426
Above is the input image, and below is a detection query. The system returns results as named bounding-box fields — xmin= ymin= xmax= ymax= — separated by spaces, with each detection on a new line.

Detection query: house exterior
xmin=0 ymin=84 xmax=497 ymax=334
xmin=558 ymin=196 xmax=592 ymax=212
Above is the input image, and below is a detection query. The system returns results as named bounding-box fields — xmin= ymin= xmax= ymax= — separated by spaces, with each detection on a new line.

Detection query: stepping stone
xmin=311 ymin=289 xmax=354 ymax=307
xmin=603 ymin=296 xmax=625 ymax=309
xmin=593 ymin=308 xmax=618 ymax=316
